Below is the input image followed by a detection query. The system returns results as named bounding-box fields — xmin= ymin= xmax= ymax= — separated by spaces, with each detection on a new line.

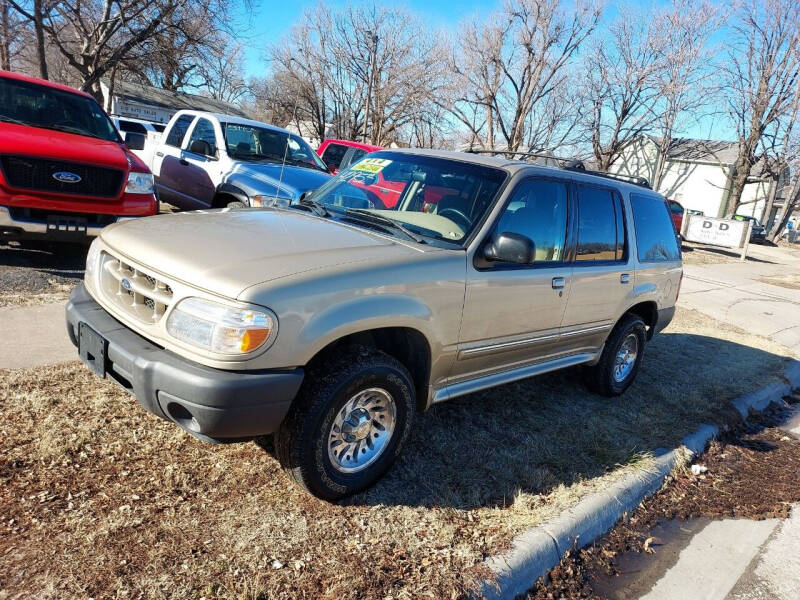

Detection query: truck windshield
xmin=0 ymin=76 xmax=120 ymax=142
xmin=307 ymin=152 xmax=507 ymax=244
xmin=222 ymin=122 xmax=328 ymax=172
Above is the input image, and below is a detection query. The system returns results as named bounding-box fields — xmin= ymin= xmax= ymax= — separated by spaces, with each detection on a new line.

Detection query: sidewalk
xmin=679 ymin=244 xmax=800 ymax=354
xmin=0 ymin=302 xmax=75 ymax=368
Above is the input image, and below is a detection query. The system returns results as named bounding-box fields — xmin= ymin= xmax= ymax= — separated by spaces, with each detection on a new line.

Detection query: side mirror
xmin=189 ymin=139 xmax=213 ymax=157
xmin=123 ymin=132 xmax=146 ymax=151
xmin=484 ymin=231 xmax=536 ymax=264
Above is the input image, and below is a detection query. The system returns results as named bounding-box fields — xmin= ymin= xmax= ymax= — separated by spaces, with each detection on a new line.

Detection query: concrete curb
xmin=481 ymin=359 xmax=800 ymax=600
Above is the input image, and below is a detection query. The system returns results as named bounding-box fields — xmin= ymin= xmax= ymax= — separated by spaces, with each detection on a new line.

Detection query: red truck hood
xmin=0 ymin=122 xmax=131 ymax=171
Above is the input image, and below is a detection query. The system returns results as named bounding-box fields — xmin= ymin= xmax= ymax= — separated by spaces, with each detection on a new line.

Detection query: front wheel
xmin=583 ymin=313 xmax=647 ymax=397
xmin=274 ymin=346 xmax=416 ymax=500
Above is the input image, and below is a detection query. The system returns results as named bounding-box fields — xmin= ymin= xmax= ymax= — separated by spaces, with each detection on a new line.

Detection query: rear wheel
xmin=275 ymin=346 xmax=415 ymax=500
xmin=583 ymin=313 xmax=647 ymax=397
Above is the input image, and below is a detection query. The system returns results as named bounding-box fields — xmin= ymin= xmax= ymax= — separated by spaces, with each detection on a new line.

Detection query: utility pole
xmin=363 ymin=32 xmax=378 ymax=144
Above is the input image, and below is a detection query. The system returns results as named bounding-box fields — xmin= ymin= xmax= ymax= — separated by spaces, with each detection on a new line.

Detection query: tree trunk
xmin=768 ymin=186 xmax=799 ymax=242
xmin=761 ymin=175 xmax=780 ymax=235
xmin=725 ymin=157 xmax=752 ymax=218
xmin=32 ymin=0 xmax=47 ymax=79
xmin=1 ymin=0 xmax=10 ymax=71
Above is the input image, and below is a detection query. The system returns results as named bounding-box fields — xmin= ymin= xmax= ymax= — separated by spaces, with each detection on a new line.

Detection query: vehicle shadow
xmin=0 ymin=240 xmax=86 ymax=297
xmin=339 ymin=331 xmax=790 ymax=509
xmin=681 ymin=243 xmax=777 ymax=264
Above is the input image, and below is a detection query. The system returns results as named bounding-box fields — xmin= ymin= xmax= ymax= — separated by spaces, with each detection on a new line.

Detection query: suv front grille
xmin=99 ymin=252 xmax=174 ymax=323
xmin=0 ymin=155 xmax=124 ymax=198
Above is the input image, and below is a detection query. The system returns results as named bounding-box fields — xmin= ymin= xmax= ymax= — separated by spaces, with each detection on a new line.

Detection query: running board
xmin=432 ymin=352 xmax=599 ymax=404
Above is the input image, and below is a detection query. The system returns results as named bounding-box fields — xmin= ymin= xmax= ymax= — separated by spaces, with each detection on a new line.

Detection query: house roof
xmin=663 ymin=138 xmax=740 ymax=164
xmin=106 ymin=79 xmax=249 ymax=118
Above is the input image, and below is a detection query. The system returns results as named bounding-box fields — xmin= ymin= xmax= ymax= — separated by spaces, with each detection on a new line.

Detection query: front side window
xmin=494 ymin=179 xmax=568 ymax=263
xmin=631 ymin=193 xmax=681 ymax=261
xmin=187 ymin=118 xmax=217 ymax=156
xmin=307 ymin=152 xmax=507 ymax=244
xmin=222 ymin=122 xmax=328 ymax=172
xmin=0 ymin=76 xmax=119 ymax=142
xmin=321 ymin=143 xmax=348 ymax=170
xmin=165 ymin=114 xmax=194 ymax=147
xmin=576 ymin=186 xmax=622 ymax=262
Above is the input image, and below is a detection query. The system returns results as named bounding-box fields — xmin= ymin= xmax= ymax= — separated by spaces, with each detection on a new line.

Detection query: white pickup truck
xmin=142 ymin=110 xmax=332 ymax=210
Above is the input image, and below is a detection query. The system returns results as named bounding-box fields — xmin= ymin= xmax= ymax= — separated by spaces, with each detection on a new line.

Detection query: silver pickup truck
xmin=139 ymin=110 xmax=331 ymax=210
xmin=66 ymin=149 xmax=682 ymax=500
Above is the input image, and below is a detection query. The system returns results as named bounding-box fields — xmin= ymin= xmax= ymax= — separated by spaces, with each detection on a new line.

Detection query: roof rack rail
xmin=465 ymin=148 xmax=652 ymax=189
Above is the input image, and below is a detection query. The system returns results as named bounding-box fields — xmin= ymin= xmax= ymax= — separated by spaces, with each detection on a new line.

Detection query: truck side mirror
xmin=123 ymin=132 xmax=146 ymax=151
xmin=484 ymin=232 xmax=536 ymax=264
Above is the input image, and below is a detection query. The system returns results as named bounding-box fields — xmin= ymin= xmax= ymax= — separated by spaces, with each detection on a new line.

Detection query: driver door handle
xmin=155 ymin=151 xmax=164 ymax=157
xmin=552 ymin=277 xmax=565 ymax=290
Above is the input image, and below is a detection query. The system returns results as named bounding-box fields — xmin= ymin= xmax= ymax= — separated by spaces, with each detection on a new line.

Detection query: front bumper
xmin=66 ymin=284 xmax=303 ymax=442
xmin=0 ymin=206 xmax=139 ymax=241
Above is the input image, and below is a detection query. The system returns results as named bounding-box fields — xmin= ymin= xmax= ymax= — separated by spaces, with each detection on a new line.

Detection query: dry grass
xmin=0 ymin=308 xmax=793 ymax=599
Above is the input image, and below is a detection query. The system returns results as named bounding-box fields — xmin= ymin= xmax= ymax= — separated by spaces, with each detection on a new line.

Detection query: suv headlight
xmin=125 ymin=171 xmax=155 ymax=194
xmin=166 ymin=297 xmax=277 ymax=354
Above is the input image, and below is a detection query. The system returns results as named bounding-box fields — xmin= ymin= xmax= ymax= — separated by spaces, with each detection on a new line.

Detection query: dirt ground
xmin=526 ymin=403 xmax=800 ymax=600
xmin=0 ymin=240 xmax=85 ymax=307
xmin=0 ymin=307 xmax=793 ymax=599
xmin=680 ymin=241 xmax=773 ymax=266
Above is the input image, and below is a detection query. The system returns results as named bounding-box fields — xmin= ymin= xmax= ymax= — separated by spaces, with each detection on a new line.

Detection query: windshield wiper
xmin=293 ymin=197 xmax=330 ymax=217
xmin=343 ymin=209 xmax=425 ymax=244
xmin=0 ymin=116 xmax=28 ymax=126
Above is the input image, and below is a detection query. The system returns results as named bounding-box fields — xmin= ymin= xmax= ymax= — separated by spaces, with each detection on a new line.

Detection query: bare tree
xmin=720 ymin=0 xmax=800 ymax=217
xmin=7 ymin=0 xmax=188 ymax=99
xmin=267 ymin=2 xmax=446 ymax=146
xmin=448 ymin=0 xmax=601 ymax=152
xmin=0 ymin=0 xmax=25 ymax=70
xmin=581 ymin=4 xmax=667 ymax=171
xmin=649 ymin=0 xmax=719 ymax=190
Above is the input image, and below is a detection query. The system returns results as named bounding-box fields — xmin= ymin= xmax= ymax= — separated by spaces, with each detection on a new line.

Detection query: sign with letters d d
xmin=684 ymin=215 xmax=748 ymax=249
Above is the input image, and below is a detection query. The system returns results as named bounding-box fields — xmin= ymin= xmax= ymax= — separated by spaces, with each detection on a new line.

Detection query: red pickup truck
xmin=0 ymin=70 xmax=157 ymax=243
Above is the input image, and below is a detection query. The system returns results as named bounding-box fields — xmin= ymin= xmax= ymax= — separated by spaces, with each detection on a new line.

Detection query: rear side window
xmin=321 ymin=143 xmax=348 ymax=170
xmin=118 ymin=120 xmax=147 ymax=134
xmin=631 ymin=194 xmax=681 ymax=261
xmin=575 ymin=186 xmax=623 ymax=262
xmin=344 ymin=148 xmax=367 ymax=169
xmin=165 ymin=114 xmax=194 ymax=147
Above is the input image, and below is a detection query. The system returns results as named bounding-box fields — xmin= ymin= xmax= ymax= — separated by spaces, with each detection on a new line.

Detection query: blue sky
xmin=233 ymin=0 xmax=735 ymax=142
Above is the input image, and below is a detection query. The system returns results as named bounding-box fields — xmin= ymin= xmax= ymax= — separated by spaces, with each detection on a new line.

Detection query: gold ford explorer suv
xmin=66 ymin=149 xmax=683 ymax=500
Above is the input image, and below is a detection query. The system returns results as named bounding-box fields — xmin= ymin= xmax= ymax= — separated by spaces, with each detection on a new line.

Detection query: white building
xmin=608 ymin=136 xmax=785 ymax=227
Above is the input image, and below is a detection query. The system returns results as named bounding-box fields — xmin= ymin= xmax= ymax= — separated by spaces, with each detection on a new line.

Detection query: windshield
xmin=222 ymin=122 xmax=327 ymax=172
xmin=307 ymin=152 xmax=507 ymax=244
xmin=0 ymin=76 xmax=120 ymax=141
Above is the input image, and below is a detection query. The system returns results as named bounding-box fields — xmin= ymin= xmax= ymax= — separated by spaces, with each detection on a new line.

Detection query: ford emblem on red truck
xmin=52 ymin=171 xmax=82 ymax=183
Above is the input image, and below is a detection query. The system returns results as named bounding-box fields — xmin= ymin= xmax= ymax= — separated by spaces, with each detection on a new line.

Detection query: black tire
xmin=226 ymin=200 xmax=246 ymax=208
xmin=583 ymin=313 xmax=647 ymax=397
xmin=274 ymin=346 xmax=416 ymax=501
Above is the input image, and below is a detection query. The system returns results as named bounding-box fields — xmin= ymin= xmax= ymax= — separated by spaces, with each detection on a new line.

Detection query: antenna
xmin=275 ymin=62 xmax=301 ymax=205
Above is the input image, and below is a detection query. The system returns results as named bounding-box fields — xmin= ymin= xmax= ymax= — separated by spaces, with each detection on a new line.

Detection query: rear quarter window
xmin=631 ymin=194 xmax=681 ymax=262
xmin=321 ymin=143 xmax=348 ymax=170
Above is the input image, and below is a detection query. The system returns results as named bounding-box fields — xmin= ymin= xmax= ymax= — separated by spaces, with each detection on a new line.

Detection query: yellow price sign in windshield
xmin=351 ymin=158 xmax=392 ymax=174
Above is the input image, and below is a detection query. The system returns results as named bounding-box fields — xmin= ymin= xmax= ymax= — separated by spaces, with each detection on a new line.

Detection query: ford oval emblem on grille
xmin=52 ymin=171 xmax=82 ymax=183
xmin=121 ymin=278 xmax=132 ymax=291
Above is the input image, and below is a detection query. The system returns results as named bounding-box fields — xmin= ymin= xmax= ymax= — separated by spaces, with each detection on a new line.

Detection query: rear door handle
xmin=552 ymin=277 xmax=565 ymax=290
xmin=155 ymin=151 xmax=164 ymax=157
xmin=620 ymin=273 xmax=630 ymax=284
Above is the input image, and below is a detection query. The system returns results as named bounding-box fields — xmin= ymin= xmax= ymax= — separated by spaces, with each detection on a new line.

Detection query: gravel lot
xmin=0 ymin=240 xmax=85 ymax=307
xmin=0 ymin=308 xmax=794 ymax=599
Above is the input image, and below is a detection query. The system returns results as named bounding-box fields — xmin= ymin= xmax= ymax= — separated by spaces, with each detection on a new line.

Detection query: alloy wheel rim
xmin=327 ymin=387 xmax=397 ymax=474
xmin=613 ymin=334 xmax=639 ymax=383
